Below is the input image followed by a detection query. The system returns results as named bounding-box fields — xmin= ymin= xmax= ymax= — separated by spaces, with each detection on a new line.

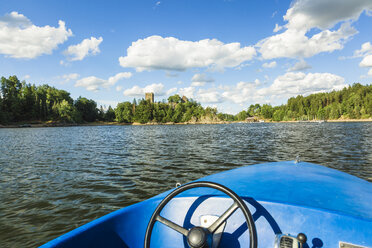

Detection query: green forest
xmin=0 ymin=75 xmax=224 ymax=124
xmin=235 ymin=82 xmax=372 ymax=121
xmin=1 ymin=75 xmax=371 ymax=125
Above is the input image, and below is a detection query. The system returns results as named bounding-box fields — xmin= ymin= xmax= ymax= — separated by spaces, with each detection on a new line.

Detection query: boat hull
xmin=40 ymin=161 xmax=372 ymax=247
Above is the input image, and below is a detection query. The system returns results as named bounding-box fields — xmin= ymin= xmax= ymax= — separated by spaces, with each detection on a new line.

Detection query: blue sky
xmin=0 ymin=0 xmax=371 ymax=114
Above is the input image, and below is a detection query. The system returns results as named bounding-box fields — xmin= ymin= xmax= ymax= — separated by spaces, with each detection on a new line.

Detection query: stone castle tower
xmin=181 ymin=95 xmax=188 ymax=103
xmin=145 ymin=92 xmax=154 ymax=103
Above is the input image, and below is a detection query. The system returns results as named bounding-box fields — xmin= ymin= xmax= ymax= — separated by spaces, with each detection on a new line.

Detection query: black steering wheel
xmin=144 ymin=181 xmax=258 ymax=248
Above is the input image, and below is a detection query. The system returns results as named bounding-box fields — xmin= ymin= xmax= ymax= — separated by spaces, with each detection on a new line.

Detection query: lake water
xmin=1 ymin=122 xmax=372 ymax=247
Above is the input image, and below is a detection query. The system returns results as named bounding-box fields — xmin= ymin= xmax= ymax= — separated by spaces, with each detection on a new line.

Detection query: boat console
xmin=40 ymin=161 xmax=372 ymax=248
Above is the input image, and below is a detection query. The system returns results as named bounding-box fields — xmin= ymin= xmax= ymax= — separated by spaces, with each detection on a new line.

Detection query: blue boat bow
xmin=40 ymin=161 xmax=372 ymax=248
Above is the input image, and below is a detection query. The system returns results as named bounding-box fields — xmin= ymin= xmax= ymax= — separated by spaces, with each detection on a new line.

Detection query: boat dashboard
xmin=40 ymin=162 xmax=372 ymax=248
xmin=133 ymin=184 xmax=371 ymax=248
xmin=45 ymin=183 xmax=371 ymax=248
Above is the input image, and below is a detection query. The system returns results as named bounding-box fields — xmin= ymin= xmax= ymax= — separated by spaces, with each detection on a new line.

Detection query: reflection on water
xmin=0 ymin=122 xmax=371 ymax=247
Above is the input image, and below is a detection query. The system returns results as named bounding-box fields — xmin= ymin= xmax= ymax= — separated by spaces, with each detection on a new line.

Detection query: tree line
xmin=116 ymin=94 xmax=224 ymax=124
xmin=0 ymin=75 xmax=222 ymax=124
xmin=1 ymin=75 xmax=371 ymax=124
xmin=0 ymin=76 xmax=115 ymax=124
xmin=234 ymin=83 xmax=372 ymax=121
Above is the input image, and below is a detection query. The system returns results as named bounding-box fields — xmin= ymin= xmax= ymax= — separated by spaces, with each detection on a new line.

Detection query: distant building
xmin=145 ymin=92 xmax=154 ymax=103
xmin=246 ymin=117 xmax=257 ymax=122
xmin=181 ymin=95 xmax=188 ymax=103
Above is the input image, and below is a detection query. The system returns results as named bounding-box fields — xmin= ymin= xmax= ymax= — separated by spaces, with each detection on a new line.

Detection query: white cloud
xmin=75 ymin=72 xmax=132 ymax=91
xmin=191 ymin=73 xmax=214 ymax=86
xmin=23 ymin=75 xmax=30 ymax=79
xmin=191 ymin=81 xmax=206 ymax=87
xmin=288 ymin=59 xmax=312 ymax=71
xmin=123 ymin=83 xmax=165 ymax=96
xmin=64 ymin=36 xmax=103 ymax=61
xmin=260 ymin=72 xmax=346 ymax=98
xmin=178 ymin=87 xmax=195 ymax=99
xmin=219 ymin=72 xmax=346 ymax=105
xmin=0 ymin=12 xmax=72 ymax=58
xmin=0 ymin=11 xmax=31 ymax=28
xmin=63 ymin=73 xmax=80 ymax=81
xmin=284 ymin=0 xmax=372 ymax=31
xmin=262 ymin=61 xmax=277 ymax=68
xmin=60 ymin=73 xmax=80 ymax=84
xmin=123 ymin=86 xmax=143 ymax=96
xmin=119 ymin=35 xmax=256 ymax=71
xmin=273 ymin=24 xmax=283 ymax=33
xmin=221 ymin=81 xmax=265 ymax=104
xmin=197 ymin=88 xmax=222 ymax=103
xmin=75 ymin=77 xmax=105 ymax=91
xmin=355 ymin=42 xmax=372 ymax=74
xmin=354 ymin=42 xmax=372 ymax=57
xmin=354 ymin=42 xmax=372 ymax=76
xmin=258 ymin=22 xmax=357 ymax=59
xmin=116 ymin=86 xmax=123 ymax=92
xmin=166 ymin=87 xmax=177 ymax=95
xmin=257 ymin=0 xmax=372 ymax=60
xmin=234 ymin=63 xmax=251 ymax=71
xmin=360 ymin=54 xmax=372 ymax=67
xmin=108 ymin=72 xmax=132 ymax=84
xmin=191 ymin=73 xmax=214 ymax=82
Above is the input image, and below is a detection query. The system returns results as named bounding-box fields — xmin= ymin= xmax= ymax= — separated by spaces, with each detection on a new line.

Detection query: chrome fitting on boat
xmin=339 ymin=242 xmax=368 ymax=248
xmin=294 ymin=156 xmax=301 ymax=164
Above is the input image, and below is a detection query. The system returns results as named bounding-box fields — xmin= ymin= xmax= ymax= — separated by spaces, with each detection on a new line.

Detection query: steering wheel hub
xmin=187 ymin=227 xmax=211 ymax=248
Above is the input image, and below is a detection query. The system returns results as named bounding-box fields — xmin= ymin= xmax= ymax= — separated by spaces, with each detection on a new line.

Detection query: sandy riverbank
xmin=326 ymin=118 xmax=372 ymax=122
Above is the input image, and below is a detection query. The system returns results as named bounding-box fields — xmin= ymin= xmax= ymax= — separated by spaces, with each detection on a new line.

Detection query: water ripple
xmin=0 ymin=123 xmax=371 ymax=247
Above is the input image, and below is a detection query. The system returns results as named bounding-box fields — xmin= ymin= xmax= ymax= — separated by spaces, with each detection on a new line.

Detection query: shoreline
xmin=271 ymin=118 xmax=372 ymax=123
xmin=1 ymin=118 xmax=372 ymax=128
xmin=0 ymin=120 xmax=232 ymax=128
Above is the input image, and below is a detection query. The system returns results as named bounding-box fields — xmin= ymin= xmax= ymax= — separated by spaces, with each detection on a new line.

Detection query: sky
xmin=0 ymin=0 xmax=372 ymax=114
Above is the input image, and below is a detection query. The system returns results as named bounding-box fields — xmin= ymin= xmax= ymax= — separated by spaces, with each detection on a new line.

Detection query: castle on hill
xmin=144 ymin=92 xmax=188 ymax=104
xmin=145 ymin=92 xmax=154 ymax=103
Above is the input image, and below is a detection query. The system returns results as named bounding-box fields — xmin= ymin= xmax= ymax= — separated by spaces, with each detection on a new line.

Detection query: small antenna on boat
xmin=295 ymin=155 xmax=300 ymax=164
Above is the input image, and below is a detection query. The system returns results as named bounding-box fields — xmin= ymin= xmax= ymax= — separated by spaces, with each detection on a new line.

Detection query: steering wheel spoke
xmin=156 ymin=215 xmax=189 ymax=236
xmin=208 ymin=201 xmax=239 ymax=233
